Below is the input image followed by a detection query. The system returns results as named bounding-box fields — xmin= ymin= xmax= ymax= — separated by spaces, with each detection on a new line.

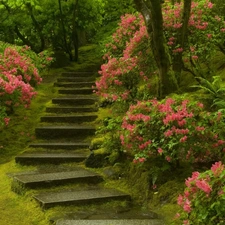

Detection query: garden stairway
xmin=11 ymin=71 xmax=165 ymax=225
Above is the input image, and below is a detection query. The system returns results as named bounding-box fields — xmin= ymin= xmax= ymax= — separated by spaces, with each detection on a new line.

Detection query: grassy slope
xmin=0 ymin=45 xmax=102 ymax=225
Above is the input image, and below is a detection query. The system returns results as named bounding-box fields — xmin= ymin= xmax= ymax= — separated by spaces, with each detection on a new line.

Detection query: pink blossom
xmin=211 ymin=161 xmax=224 ymax=177
xmin=158 ymin=148 xmax=163 ymax=155
xmin=195 ymin=179 xmax=212 ymax=194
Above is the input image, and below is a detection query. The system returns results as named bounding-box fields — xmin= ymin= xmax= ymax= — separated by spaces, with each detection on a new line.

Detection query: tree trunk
xmin=58 ymin=0 xmax=73 ymax=61
xmin=172 ymin=0 xmax=192 ymax=84
xmin=26 ymin=3 xmax=45 ymax=52
xmin=134 ymin=0 xmax=178 ymax=97
xmin=72 ymin=0 xmax=79 ymax=62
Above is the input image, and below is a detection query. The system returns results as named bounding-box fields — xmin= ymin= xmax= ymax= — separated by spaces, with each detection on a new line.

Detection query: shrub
xmin=120 ymin=97 xmax=225 ymax=165
xmin=173 ymin=161 xmax=225 ymax=225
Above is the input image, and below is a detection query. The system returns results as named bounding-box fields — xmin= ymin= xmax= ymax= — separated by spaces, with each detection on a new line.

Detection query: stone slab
xmin=14 ymin=169 xmax=102 ymax=187
xmin=54 ymin=82 xmax=95 ymax=88
xmin=46 ymin=106 xmax=98 ymax=113
xmin=29 ymin=142 xmax=90 ymax=150
xmin=61 ymin=72 xmax=94 ymax=77
xmin=35 ymin=126 xmax=95 ymax=139
xmin=56 ymin=220 xmax=165 ymax=225
xmin=34 ymin=188 xmax=130 ymax=208
xmin=52 ymin=97 xmax=97 ymax=105
xmin=58 ymin=88 xmax=95 ymax=95
xmin=40 ymin=115 xmax=97 ymax=123
xmin=15 ymin=152 xmax=86 ymax=164
xmin=57 ymin=77 xmax=95 ymax=82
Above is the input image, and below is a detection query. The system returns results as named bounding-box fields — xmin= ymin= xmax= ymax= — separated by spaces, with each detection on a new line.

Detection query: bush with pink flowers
xmin=173 ymin=161 xmax=225 ymax=225
xmin=0 ymin=43 xmax=54 ymax=128
xmin=120 ymin=97 xmax=225 ymax=165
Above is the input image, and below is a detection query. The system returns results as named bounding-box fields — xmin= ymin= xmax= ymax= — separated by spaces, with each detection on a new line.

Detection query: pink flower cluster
xmin=175 ymin=161 xmax=225 ymax=223
xmin=120 ymin=97 xmax=225 ymax=164
xmin=0 ymin=46 xmax=42 ymax=127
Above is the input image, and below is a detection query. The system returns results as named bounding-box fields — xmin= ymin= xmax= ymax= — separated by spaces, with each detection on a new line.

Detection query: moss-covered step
xmin=54 ymin=81 xmax=95 ymax=88
xmin=46 ymin=106 xmax=98 ymax=113
xmin=13 ymin=169 xmax=103 ymax=189
xmin=15 ymin=152 xmax=87 ymax=164
xmin=52 ymin=97 xmax=97 ymax=105
xmin=57 ymin=77 xmax=95 ymax=82
xmin=40 ymin=115 xmax=97 ymax=123
xmin=58 ymin=88 xmax=95 ymax=95
xmin=29 ymin=142 xmax=90 ymax=150
xmin=61 ymin=72 xmax=95 ymax=77
xmin=35 ymin=126 xmax=95 ymax=139
xmin=34 ymin=188 xmax=131 ymax=209
xmin=56 ymin=220 xmax=165 ymax=225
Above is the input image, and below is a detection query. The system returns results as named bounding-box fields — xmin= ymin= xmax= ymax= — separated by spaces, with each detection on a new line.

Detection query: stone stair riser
xmin=46 ymin=107 xmax=98 ymax=113
xmin=58 ymin=89 xmax=95 ymax=95
xmin=29 ymin=143 xmax=90 ymax=150
xmin=40 ymin=115 xmax=97 ymax=123
xmin=61 ymin=72 xmax=94 ymax=77
xmin=54 ymin=82 xmax=95 ymax=88
xmin=36 ymin=195 xmax=131 ymax=209
xmin=52 ymin=98 xmax=97 ymax=105
xmin=57 ymin=77 xmax=95 ymax=82
xmin=35 ymin=127 xmax=95 ymax=139
xmin=15 ymin=156 xmax=86 ymax=165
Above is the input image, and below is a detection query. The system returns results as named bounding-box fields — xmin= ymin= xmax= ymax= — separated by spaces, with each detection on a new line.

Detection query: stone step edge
xmin=56 ymin=219 xmax=165 ymax=225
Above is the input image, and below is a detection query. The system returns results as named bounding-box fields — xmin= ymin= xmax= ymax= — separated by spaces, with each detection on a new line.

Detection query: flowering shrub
xmin=174 ymin=161 xmax=225 ymax=225
xmin=163 ymin=0 xmax=225 ymax=72
xmin=120 ymin=97 xmax=225 ymax=164
xmin=0 ymin=44 xmax=54 ymax=128
xmin=96 ymin=13 xmax=155 ymax=102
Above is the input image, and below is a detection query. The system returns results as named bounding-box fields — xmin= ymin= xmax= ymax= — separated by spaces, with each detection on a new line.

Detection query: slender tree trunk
xmin=58 ymin=0 xmax=73 ymax=61
xmin=72 ymin=0 xmax=79 ymax=62
xmin=26 ymin=3 xmax=45 ymax=52
xmin=134 ymin=0 xmax=178 ymax=97
xmin=173 ymin=0 xmax=192 ymax=84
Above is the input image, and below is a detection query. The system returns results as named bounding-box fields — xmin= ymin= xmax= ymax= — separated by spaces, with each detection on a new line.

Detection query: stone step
xmin=46 ymin=106 xmax=98 ymax=114
xmin=54 ymin=82 xmax=95 ymax=88
xmin=40 ymin=115 xmax=97 ymax=123
xmin=15 ymin=152 xmax=87 ymax=165
xmin=57 ymin=77 xmax=95 ymax=83
xmin=35 ymin=126 xmax=95 ymax=139
xmin=61 ymin=72 xmax=94 ymax=77
xmin=13 ymin=169 xmax=102 ymax=188
xmin=58 ymin=88 xmax=95 ymax=95
xmin=56 ymin=220 xmax=165 ymax=225
xmin=34 ymin=188 xmax=131 ymax=209
xmin=29 ymin=142 xmax=90 ymax=150
xmin=52 ymin=97 xmax=97 ymax=106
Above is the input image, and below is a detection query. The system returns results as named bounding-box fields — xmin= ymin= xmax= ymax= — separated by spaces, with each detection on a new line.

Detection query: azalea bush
xmin=120 ymin=97 xmax=225 ymax=165
xmin=0 ymin=44 xmax=54 ymax=128
xmin=173 ymin=161 xmax=225 ymax=225
xmin=95 ymin=13 xmax=155 ymax=103
xmin=163 ymin=0 xmax=225 ymax=76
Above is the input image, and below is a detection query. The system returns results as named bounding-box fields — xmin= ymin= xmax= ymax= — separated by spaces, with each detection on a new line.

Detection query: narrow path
xmin=11 ymin=70 xmax=165 ymax=225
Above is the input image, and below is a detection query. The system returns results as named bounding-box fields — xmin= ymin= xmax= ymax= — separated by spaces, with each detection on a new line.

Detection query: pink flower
xmin=183 ymin=199 xmax=192 ymax=213
xmin=196 ymin=179 xmax=212 ymax=194
xmin=211 ymin=161 xmax=224 ymax=177
xmin=180 ymin=135 xmax=187 ymax=143
xmin=192 ymin=55 xmax=198 ymax=60
xmin=4 ymin=117 xmax=10 ymax=126
xmin=166 ymin=156 xmax=171 ymax=162
xmin=158 ymin=148 xmax=163 ymax=155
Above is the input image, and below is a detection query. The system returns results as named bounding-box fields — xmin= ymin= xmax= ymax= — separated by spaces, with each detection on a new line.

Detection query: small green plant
xmin=173 ymin=161 xmax=225 ymax=225
xmin=192 ymin=76 xmax=225 ymax=109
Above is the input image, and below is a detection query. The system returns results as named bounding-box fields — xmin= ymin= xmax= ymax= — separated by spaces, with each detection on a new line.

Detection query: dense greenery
xmin=1 ymin=0 xmax=225 ymax=224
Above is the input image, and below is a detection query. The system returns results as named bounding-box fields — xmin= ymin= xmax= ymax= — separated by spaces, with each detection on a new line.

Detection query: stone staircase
xmin=11 ymin=70 xmax=165 ymax=225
